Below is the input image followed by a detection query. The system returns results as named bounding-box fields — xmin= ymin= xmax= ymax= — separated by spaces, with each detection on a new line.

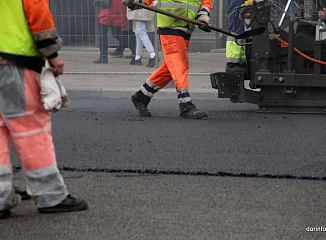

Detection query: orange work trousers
xmin=149 ymin=35 xmax=190 ymax=90
xmin=0 ymin=62 xmax=67 ymax=210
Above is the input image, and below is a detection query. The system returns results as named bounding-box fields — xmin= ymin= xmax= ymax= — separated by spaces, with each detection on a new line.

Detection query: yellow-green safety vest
xmin=226 ymin=36 xmax=246 ymax=63
xmin=0 ymin=1 xmax=41 ymax=57
xmin=156 ymin=0 xmax=203 ymax=30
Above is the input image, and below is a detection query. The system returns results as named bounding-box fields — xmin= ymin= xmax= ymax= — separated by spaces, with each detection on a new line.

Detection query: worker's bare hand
xmin=48 ymin=56 xmax=64 ymax=76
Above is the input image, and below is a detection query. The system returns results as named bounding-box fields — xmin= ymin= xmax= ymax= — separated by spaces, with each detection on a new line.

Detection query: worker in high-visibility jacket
xmin=0 ymin=0 xmax=88 ymax=219
xmin=225 ymin=0 xmax=247 ymax=72
xmin=123 ymin=0 xmax=213 ymax=119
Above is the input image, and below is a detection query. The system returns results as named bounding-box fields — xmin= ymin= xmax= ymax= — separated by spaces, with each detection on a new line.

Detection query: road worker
xmin=225 ymin=0 xmax=247 ymax=72
xmin=0 ymin=0 xmax=88 ymax=219
xmin=124 ymin=0 xmax=213 ymax=119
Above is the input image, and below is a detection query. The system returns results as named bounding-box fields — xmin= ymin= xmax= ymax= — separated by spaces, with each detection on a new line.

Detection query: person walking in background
xmin=0 ymin=0 xmax=88 ymax=219
xmin=124 ymin=0 xmax=212 ymax=119
xmin=108 ymin=0 xmax=136 ymax=58
xmin=93 ymin=0 xmax=136 ymax=63
xmin=93 ymin=0 xmax=111 ymax=63
xmin=127 ymin=2 xmax=158 ymax=67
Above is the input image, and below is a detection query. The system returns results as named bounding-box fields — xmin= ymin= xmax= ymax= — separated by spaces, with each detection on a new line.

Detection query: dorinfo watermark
xmin=306 ymin=226 xmax=326 ymax=232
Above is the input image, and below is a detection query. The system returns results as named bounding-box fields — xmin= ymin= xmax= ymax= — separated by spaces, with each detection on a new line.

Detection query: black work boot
xmin=37 ymin=195 xmax=88 ymax=213
xmin=180 ymin=108 xmax=208 ymax=119
xmin=147 ymin=56 xmax=159 ymax=67
xmin=129 ymin=58 xmax=142 ymax=66
xmin=131 ymin=95 xmax=151 ymax=117
xmin=0 ymin=210 xmax=11 ymax=219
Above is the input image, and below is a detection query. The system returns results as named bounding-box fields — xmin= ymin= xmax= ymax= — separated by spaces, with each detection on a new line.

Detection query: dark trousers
xmin=110 ymin=25 xmax=136 ymax=55
xmin=99 ymin=24 xmax=109 ymax=59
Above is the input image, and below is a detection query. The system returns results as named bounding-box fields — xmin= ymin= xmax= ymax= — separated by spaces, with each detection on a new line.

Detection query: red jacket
xmin=98 ymin=0 xmax=127 ymax=27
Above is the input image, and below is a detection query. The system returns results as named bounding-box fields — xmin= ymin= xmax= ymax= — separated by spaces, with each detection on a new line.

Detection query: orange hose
xmin=269 ymin=30 xmax=326 ymax=65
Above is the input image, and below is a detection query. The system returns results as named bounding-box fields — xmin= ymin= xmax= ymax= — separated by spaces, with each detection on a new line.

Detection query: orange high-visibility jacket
xmin=0 ymin=0 xmax=60 ymax=72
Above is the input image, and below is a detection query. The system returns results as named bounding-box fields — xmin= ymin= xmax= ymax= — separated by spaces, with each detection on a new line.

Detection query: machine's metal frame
xmin=210 ymin=0 xmax=326 ymax=113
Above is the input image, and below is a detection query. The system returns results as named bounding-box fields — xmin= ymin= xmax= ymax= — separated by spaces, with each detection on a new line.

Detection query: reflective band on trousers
xmin=0 ymin=64 xmax=68 ymax=209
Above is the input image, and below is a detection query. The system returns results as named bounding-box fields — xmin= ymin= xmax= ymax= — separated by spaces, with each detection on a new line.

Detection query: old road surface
xmin=3 ymin=97 xmax=326 ymax=240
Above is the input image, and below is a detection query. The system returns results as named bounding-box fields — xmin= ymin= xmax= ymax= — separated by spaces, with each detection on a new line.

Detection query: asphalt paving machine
xmin=210 ymin=0 xmax=326 ymax=113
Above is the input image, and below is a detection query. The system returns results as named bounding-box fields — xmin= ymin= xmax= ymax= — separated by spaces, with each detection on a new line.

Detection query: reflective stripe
xmin=177 ymin=88 xmax=192 ymax=103
xmin=198 ymin=6 xmax=210 ymax=14
xmin=0 ymin=165 xmax=16 ymax=210
xmin=140 ymin=85 xmax=154 ymax=97
xmin=2 ymin=110 xmax=33 ymax=120
xmin=227 ymin=36 xmax=236 ymax=41
xmin=140 ymin=79 xmax=160 ymax=98
xmin=11 ymin=125 xmax=51 ymax=138
xmin=0 ymin=165 xmax=11 ymax=178
xmin=24 ymin=164 xmax=68 ymax=208
xmin=226 ymin=57 xmax=246 ymax=64
xmin=178 ymin=97 xmax=192 ymax=104
xmin=227 ymin=36 xmax=246 ymax=44
xmin=177 ymin=88 xmax=190 ymax=94
xmin=145 ymin=78 xmax=161 ymax=91
xmin=157 ymin=2 xmax=200 ymax=12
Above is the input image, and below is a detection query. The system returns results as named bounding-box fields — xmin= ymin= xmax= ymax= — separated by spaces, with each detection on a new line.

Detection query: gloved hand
xmin=122 ymin=0 xmax=142 ymax=10
xmin=197 ymin=14 xmax=211 ymax=32
xmin=122 ymin=0 xmax=133 ymax=7
xmin=37 ymin=61 xmax=70 ymax=112
xmin=319 ymin=8 xmax=326 ymax=20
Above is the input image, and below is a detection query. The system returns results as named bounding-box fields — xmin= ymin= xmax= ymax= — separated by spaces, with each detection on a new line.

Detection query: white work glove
xmin=196 ymin=10 xmax=211 ymax=32
xmin=37 ymin=61 xmax=70 ymax=112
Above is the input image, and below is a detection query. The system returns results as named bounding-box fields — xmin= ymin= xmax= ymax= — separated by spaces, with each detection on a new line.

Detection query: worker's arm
xmin=23 ymin=0 xmax=64 ymax=75
xmin=23 ymin=0 xmax=61 ymax=59
xmin=196 ymin=0 xmax=213 ymax=32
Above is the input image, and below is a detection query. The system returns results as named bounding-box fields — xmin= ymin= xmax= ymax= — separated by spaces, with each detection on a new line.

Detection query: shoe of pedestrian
xmin=109 ymin=50 xmax=124 ymax=58
xmin=129 ymin=58 xmax=142 ymax=66
xmin=131 ymin=95 xmax=151 ymax=117
xmin=37 ymin=195 xmax=88 ymax=213
xmin=125 ymin=54 xmax=135 ymax=59
xmin=0 ymin=210 xmax=11 ymax=219
xmin=93 ymin=58 xmax=108 ymax=64
xmin=180 ymin=108 xmax=208 ymax=119
xmin=146 ymin=56 xmax=158 ymax=68
xmin=15 ymin=187 xmax=31 ymax=200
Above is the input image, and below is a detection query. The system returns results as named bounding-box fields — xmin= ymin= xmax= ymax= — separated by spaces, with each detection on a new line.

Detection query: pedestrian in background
xmin=93 ymin=0 xmax=136 ymax=63
xmin=108 ymin=0 xmax=136 ymax=58
xmin=0 ymin=0 xmax=88 ymax=219
xmin=127 ymin=2 xmax=158 ymax=67
xmin=93 ymin=0 xmax=111 ymax=63
xmin=124 ymin=0 xmax=212 ymax=119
